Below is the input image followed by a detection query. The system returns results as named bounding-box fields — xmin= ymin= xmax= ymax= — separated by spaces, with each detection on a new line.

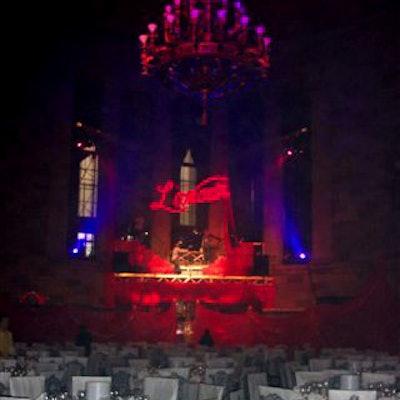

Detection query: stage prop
xmin=113 ymin=239 xmax=256 ymax=276
xmin=113 ymin=240 xmax=174 ymax=273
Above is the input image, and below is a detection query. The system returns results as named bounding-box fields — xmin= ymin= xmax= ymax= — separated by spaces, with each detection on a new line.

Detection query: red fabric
xmin=8 ymin=268 xmax=400 ymax=353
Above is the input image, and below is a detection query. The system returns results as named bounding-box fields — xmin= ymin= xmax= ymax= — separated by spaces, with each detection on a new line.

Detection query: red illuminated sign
xmin=150 ymin=175 xmax=230 ymax=213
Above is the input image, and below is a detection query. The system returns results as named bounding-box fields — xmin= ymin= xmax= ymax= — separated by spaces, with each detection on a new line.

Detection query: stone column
xmin=150 ymin=89 xmax=173 ymax=260
xmin=208 ymin=101 xmax=230 ymax=242
xmin=262 ymin=88 xmax=284 ymax=274
xmin=311 ymin=91 xmax=333 ymax=264
xmin=97 ymin=80 xmax=120 ymax=268
xmin=46 ymin=73 xmax=75 ymax=260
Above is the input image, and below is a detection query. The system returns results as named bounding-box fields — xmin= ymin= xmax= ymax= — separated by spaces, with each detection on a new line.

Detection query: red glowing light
xmin=150 ymin=175 xmax=230 ymax=213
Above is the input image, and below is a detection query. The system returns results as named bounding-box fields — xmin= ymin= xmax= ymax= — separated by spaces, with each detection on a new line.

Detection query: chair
xmin=0 ymin=372 xmax=11 ymax=395
xmin=157 ymin=368 xmax=190 ymax=400
xmin=87 ymin=352 xmax=111 ymax=376
xmin=258 ymin=385 xmax=303 ymax=400
xmin=127 ymin=358 xmax=150 ymax=371
xmin=328 ymin=389 xmax=377 ymax=400
xmin=308 ymin=358 xmax=333 ymax=371
xmin=71 ymin=376 xmax=112 ymax=399
xmin=9 ymin=376 xmax=45 ymax=400
xmin=38 ymin=357 xmax=63 ymax=365
xmin=111 ymin=370 xmax=131 ymax=396
xmin=205 ymin=358 xmax=236 ymax=369
xmin=34 ymin=362 xmax=62 ymax=375
xmin=44 ymin=374 xmax=63 ymax=395
xmin=58 ymin=350 xmax=81 ymax=358
xmin=117 ymin=347 xmax=140 ymax=362
xmin=247 ymin=372 xmax=268 ymax=400
xmin=229 ymin=389 xmax=245 ymax=400
xmin=294 ymin=371 xmax=326 ymax=387
xmin=143 ymin=376 xmax=179 ymax=400
xmin=158 ymin=368 xmax=191 ymax=380
xmin=374 ymin=358 xmax=399 ymax=370
xmin=63 ymin=356 xmax=88 ymax=370
xmin=205 ymin=368 xmax=235 ymax=385
xmin=281 ymin=362 xmax=308 ymax=389
xmin=198 ymin=383 xmax=224 ymax=400
xmin=0 ymin=360 xmax=17 ymax=370
xmin=168 ymin=356 xmax=197 ymax=368
xmin=180 ymin=381 xmax=199 ymax=400
xmin=62 ymin=360 xmax=86 ymax=393
xmin=360 ymin=372 xmax=396 ymax=389
xmin=266 ymin=349 xmax=287 ymax=386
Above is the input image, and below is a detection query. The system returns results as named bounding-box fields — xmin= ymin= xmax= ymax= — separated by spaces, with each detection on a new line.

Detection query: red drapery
xmin=9 ymin=267 xmax=399 ymax=353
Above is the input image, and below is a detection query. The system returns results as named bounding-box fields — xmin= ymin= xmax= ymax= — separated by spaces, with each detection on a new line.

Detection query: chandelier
xmin=139 ymin=0 xmax=272 ymax=125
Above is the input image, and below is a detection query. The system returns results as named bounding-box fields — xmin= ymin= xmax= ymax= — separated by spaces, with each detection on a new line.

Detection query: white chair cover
xmin=111 ymin=365 xmax=138 ymax=389
xmin=205 ymin=358 xmax=236 ymax=368
xmin=143 ymin=377 xmax=179 ymax=400
xmin=0 ymin=360 xmax=17 ymax=369
xmin=63 ymin=356 xmax=88 ymax=368
xmin=59 ymin=350 xmax=81 ymax=358
xmin=360 ymin=372 xmax=396 ymax=389
xmin=34 ymin=362 xmax=62 ymax=375
xmin=281 ymin=362 xmax=308 ymax=389
xmin=0 ymin=372 xmax=11 ymax=391
xmin=294 ymin=371 xmax=328 ymax=387
xmin=247 ymin=372 xmax=268 ymax=400
xmin=86 ymin=381 xmax=111 ymax=400
xmin=198 ymin=383 xmax=224 ymax=400
xmin=117 ymin=347 xmax=140 ymax=359
xmin=258 ymin=385 xmax=302 ymax=400
xmin=204 ymin=368 xmax=235 ymax=385
xmin=374 ymin=358 xmax=399 ymax=370
xmin=180 ymin=381 xmax=199 ymax=400
xmin=308 ymin=358 xmax=333 ymax=371
xmin=267 ymin=349 xmax=287 ymax=380
xmin=127 ymin=358 xmax=150 ymax=370
xmin=168 ymin=357 xmax=197 ymax=368
xmin=328 ymin=389 xmax=377 ymax=400
xmin=229 ymin=389 xmax=245 ymax=400
xmin=9 ymin=376 xmax=45 ymax=400
xmin=71 ymin=376 xmax=112 ymax=399
xmin=158 ymin=368 xmax=191 ymax=380
xmin=38 ymin=357 xmax=63 ymax=365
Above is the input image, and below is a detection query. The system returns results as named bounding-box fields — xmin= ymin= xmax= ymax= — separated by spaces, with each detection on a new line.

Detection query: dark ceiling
xmin=9 ymin=0 xmax=398 ymax=40
xmin=4 ymin=0 xmax=398 ymax=114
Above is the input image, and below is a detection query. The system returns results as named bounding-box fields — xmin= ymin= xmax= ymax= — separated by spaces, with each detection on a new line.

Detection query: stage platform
xmin=114 ymin=272 xmax=274 ymax=284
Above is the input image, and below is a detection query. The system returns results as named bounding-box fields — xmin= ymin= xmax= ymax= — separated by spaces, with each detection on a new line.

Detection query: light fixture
xmin=139 ymin=0 xmax=272 ymax=125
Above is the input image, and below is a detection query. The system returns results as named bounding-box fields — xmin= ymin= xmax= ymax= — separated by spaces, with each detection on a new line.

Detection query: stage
xmin=114 ymin=272 xmax=274 ymax=284
xmin=110 ymin=271 xmax=276 ymax=311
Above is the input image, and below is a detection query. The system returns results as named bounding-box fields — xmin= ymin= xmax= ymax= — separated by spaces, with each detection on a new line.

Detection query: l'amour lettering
xmin=150 ymin=176 xmax=230 ymax=213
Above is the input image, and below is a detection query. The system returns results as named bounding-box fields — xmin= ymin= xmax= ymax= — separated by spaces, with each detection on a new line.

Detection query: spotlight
xmin=286 ymin=149 xmax=294 ymax=156
xmin=284 ymin=148 xmax=297 ymax=159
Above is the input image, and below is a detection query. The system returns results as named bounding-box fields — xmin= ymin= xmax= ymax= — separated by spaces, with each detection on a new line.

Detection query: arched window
xmin=78 ymin=145 xmax=99 ymax=218
xmin=71 ymin=143 xmax=99 ymax=258
xmin=180 ymin=149 xmax=197 ymax=226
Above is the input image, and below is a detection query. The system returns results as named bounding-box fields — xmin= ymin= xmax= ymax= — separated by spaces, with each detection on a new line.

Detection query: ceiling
xmin=10 ymin=0 xmax=397 ymax=40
